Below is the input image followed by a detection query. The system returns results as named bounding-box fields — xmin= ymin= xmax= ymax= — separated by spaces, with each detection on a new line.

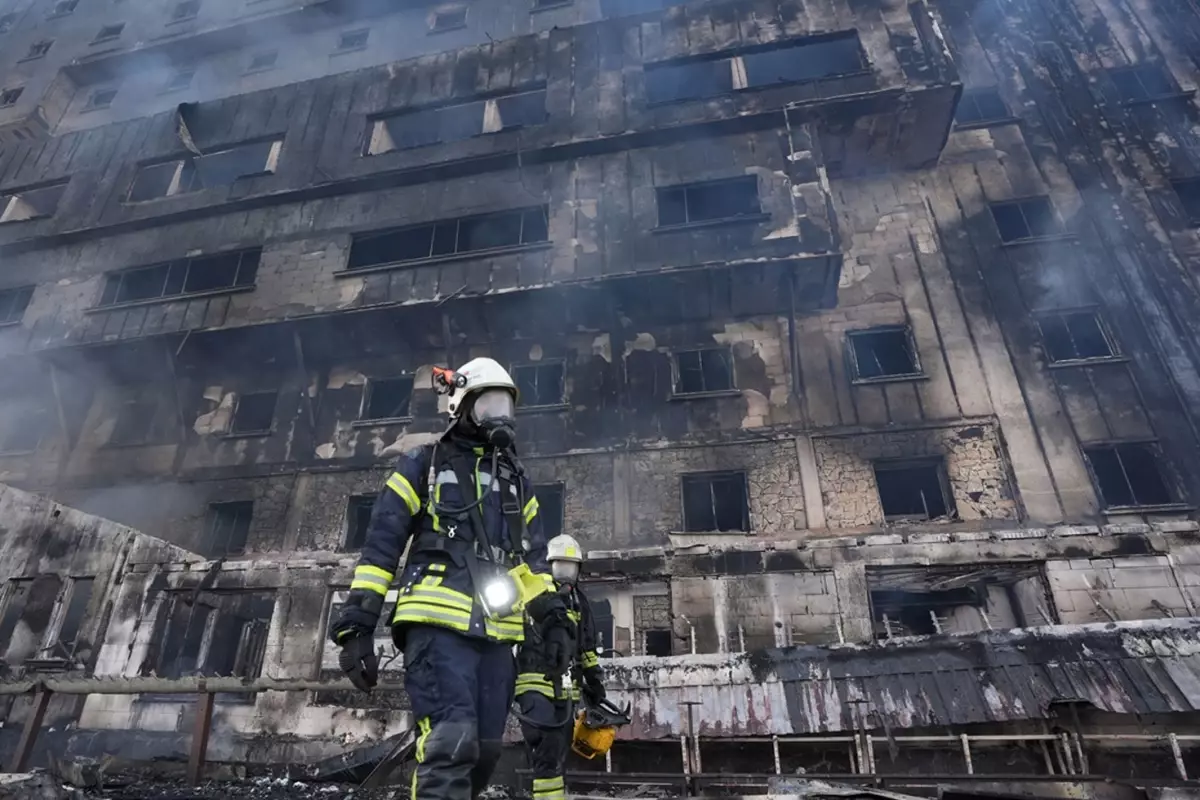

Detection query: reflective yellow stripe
xmin=523 ymin=496 xmax=539 ymax=524
xmin=392 ymin=603 xmax=472 ymax=631
xmin=485 ymin=615 xmax=526 ymax=642
xmin=581 ymin=651 xmax=599 ymax=668
xmin=534 ymin=777 xmax=564 ymax=791
xmin=515 ymin=674 xmax=581 ymax=699
xmin=411 ymin=717 xmax=431 ymax=800
xmin=429 ymin=484 xmax=442 ymax=531
xmin=351 ymin=565 xmax=393 ymax=595
xmin=407 ymin=583 xmax=473 ymax=611
xmin=386 ymin=472 xmax=421 ymax=516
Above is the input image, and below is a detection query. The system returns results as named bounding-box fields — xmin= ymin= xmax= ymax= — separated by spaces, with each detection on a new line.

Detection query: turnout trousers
xmin=516 ymin=692 xmax=572 ymax=800
xmin=404 ymin=624 xmax=517 ymax=800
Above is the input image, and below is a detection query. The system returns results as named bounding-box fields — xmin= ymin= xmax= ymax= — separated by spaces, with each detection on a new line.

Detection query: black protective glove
xmin=581 ymin=668 xmax=606 ymax=705
xmin=338 ymin=634 xmax=379 ymax=693
xmin=542 ymin=621 xmax=574 ymax=678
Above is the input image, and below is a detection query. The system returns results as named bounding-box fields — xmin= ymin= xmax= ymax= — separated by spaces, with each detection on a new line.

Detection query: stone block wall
xmin=1045 ymin=555 xmax=1196 ymax=624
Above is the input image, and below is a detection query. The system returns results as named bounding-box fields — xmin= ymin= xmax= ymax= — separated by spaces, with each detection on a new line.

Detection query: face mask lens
xmin=471 ymin=389 xmax=515 ymax=425
xmin=551 ymin=561 xmax=579 ymax=584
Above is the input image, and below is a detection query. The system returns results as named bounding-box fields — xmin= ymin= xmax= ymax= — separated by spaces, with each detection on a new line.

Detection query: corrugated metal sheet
xmin=604 ymin=619 xmax=1200 ymax=739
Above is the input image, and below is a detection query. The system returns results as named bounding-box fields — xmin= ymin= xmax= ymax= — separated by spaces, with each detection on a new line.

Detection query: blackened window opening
xmin=1 ymin=183 xmax=67 ymax=223
xmin=164 ymin=69 xmax=194 ymax=92
xmin=432 ymin=8 xmax=466 ymax=29
xmin=52 ymin=0 xmax=77 ymax=14
xmin=348 ymin=207 xmax=548 ymax=270
xmin=345 ymin=495 xmax=375 ymax=551
xmin=337 ymin=29 xmax=369 ymax=50
xmin=363 ymin=376 xmax=414 ymax=420
xmin=682 ymin=471 xmax=749 ymax=532
xmin=231 ymin=391 xmax=276 ymax=434
xmin=643 ymin=629 xmax=672 ymax=657
xmin=514 ymin=362 xmax=564 ymax=407
xmin=1172 ymin=179 xmax=1200 ymax=225
xmin=206 ymin=501 xmax=253 ymax=556
xmin=128 ymin=140 xmax=278 ymax=202
xmin=94 ymin=23 xmax=124 ymax=41
xmin=51 ymin=578 xmax=94 ymax=658
xmin=675 ymin=348 xmax=734 ymax=394
xmin=0 ymin=286 xmax=33 ymax=324
xmin=990 ymin=197 xmax=1060 ymax=242
xmin=368 ymin=88 xmax=547 ymax=153
xmin=875 ymin=460 xmax=952 ymax=521
xmin=657 ymin=176 xmax=759 ymax=226
xmin=534 ymin=483 xmax=565 ymax=539
xmin=172 ymin=0 xmax=200 ymax=20
xmin=0 ymin=87 xmax=23 ymax=107
xmin=955 ymin=88 xmax=1008 ymax=125
xmin=157 ymin=592 xmax=273 ymax=684
xmin=99 ymin=249 xmax=260 ymax=307
xmin=1084 ymin=443 xmax=1173 ymax=508
xmin=248 ymin=50 xmax=278 ymax=71
xmin=158 ymin=600 xmax=212 ymax=678
xmin=848 ymin=327 xmax=919 ymax=380
xmin=590 ymin=598 xmax=614 ymax=656
xmin=110 ymin=393 xmax=172 ymax=446
xmin=86 ymin=88 xmax=117 ymax=109
xmin=1039 ymin=312 xmax=1114 ymax=362
xmin=0 ymin=581 xmax=32 ymax=659
xmin=26 ymin=40 xmax=53 ymax=59
xmin=1110 ymin=65 xmax=1176 ymax=102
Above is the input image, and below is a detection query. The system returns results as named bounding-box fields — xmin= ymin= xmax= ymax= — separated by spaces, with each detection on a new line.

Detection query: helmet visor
xmin=470 ymin=388 xmax=516 ymax=425
xmin=551 ymin=560 xmax=580 ymax=584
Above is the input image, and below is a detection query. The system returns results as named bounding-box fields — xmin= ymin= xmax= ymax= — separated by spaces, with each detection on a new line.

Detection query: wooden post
xmin=187 ymin=689 xmax=215 ymax=785
xmin=9 ymin=689 xmax=52 ymax=772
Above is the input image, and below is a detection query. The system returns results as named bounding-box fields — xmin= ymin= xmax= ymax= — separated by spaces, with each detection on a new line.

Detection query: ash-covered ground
xmin=65 ymin=775 xmax=522 ymax=800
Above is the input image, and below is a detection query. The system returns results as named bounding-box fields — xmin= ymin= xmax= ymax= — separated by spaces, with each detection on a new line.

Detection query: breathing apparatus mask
xmin=469 ymin=388 xmax=517 ymax=449
xmin=551 ymin=559 xmax=580 ymax=585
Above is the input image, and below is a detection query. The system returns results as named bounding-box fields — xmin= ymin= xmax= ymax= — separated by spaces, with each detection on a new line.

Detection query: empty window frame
xmin=643 ymin=629 xmax=673 ymax=657
xmin=0 ymin=580 xmax=33 ymax=659
xmin=344 ymin=495 xmax=375 ymax=551
xmin=51 ymin=0 xmax=78 ymax=15
xmin=205 ymin=501 xmax=253 ymax=555
xmin=1083 ymin=442 xmax=1173 ymax=508
xmin=361 ymin=376 xmax=414 ymax=421
xmin=366 ymin=87 xmax=547 ymax=154
xmin=109 ymin=393 xmax=172 ymax=446
xmin=127 ymin=140 xmax=282 ymax=202
xmin=0 ymin=87 xmax=23 ymax=108
xmin=98 ymin=248 xmax=261 ymax=307
xmin=171 ymin=0 xmax=200 ymax=20
xmin=85 ymin=88 xmax=117 ymax=110
xmin=0 ymin=286 xmax=33 ymax=325
xmin=534 ymin=483 xmax=565 ymax=539
xmin=513 ymin=361 xmax=565 ymax=407
xmin=532 ymin=0 xmax=569 ymax=9
xmin=162 ymin=69 xmax=195 ymax=92
xmin=431 ymin=7 xmax=466 ymax=31
xmin=954 ymin=87 xmax=1009 ymax=126
xmin=230 ymin=391 xmax=277 ymax=435
xmin=1109 ymin=65 xmax=1176 ymax=103
xmin=990 ymin=197 xmax=1060 ymax=243
xmin=847 ymin=326 xmax=922 ymax=381
xmin=247 ymin=50 xmax=278 ymax=72
xmin=336 ymin=28 xmax=369 ymax=51
xmin=657 ymin=176 xmax=760 ymax=227
xmin=156 ymin=591 xmax=273 ymax=680
xmin=24 ymin=40 xmax=53 ymax=59
xmin=0 ymin=182 xmax=66 ymax=223
xmin=93 ymin=23 xmax=125 ymax=42
xmin=644 ymin=32 xmax=864 ymax=104
xmin=1038 ymin=311 xmax=1115 ymax=363
xmin=44 ymin=577 xmax=95 ymax=660
xmin=874 ymin=459 xmax=954 ymax=522
xmin=1172 ymin=178 xmax=1200 ymax=226
xmin=681 ymin=471 xmax=749 ymax=532
xmin=347 ymin=207 xmax=549 ymax=270
xmin=674 ymin=348 xmax=734 ymax=395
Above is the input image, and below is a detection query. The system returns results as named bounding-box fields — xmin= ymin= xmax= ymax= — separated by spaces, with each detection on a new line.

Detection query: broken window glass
xmin=1109 ymin=65 xmax=1175 ymax=103
xmin=645 ymin=57 xmax=733 ymax=104
xmin=681 ymin=471 xmax=749 ymax=532
xmin=431 ymin=7 xmax=466 ymax=31
xmin=0 ymin=286 xmax=34 ymax=324
xmin=955 ymin=87 xmax=1009 ymax=126
xmin=99 ymin=249 xmax=260 ymax=306
xmin=1084 ymin=443 xmax=1173 ymax=508
xmin=742 ymin=34 xmax=863 ymax=88
xmin=874 ymin=459 xmax=953 ymax=521
xmin=1172 ymin=179 xmax=1200 ymax=225
xmin=657 ymin=176 xmax=760 ymax=227
xmin=49 ymin=577 xmax=94 ymax=659
xmin=230 ymin=391 xmax=276 ymax=435
xmin=344 ymin=495 xmax=375 ymax=551
xmin=513 ymin=362 xmax=565 ymax=406
xmin=643 ymin=629 xmax=672 ymax=657
xmin=990 ymin=197 xmax=1060 ymax=242
xmin=674 ymin=348 xmax=734 ymax=394
xmin=1038 ymin=311 xmax=1114 ymax=362
xmin=534 ymin=483 xmax=565 ymax=539
xmin=362 ymin=376 xmax=414 ymax=420
xmin=0 ymin=87 xmax=23 ymax=107
xmin=848 ymin=327 xmax=921 ymax=380
xmin=205 ymin=501 xmax=254 ymax=556
xmin=347 ymin=207 xmax=549 ymax=270
xmin=0 ymin=183 xmax=67 ymax=224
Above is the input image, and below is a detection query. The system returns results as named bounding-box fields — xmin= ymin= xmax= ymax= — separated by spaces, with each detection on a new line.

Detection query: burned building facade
xmin=3 ymin=0 xmax=1200 ymax=786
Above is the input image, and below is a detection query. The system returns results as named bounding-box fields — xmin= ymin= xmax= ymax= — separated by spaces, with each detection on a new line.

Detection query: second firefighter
xmin=515 ymin=534 xmax=607 ymax=800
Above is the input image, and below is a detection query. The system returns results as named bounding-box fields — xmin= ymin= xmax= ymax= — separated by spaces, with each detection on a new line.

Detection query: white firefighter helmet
xmin=548 ymin=534 xmax=583 ymax=584
xmin=548 ymin=534 xmax=583 ymax=562
xmin=444 ymin=357 xmax=518 ymax=419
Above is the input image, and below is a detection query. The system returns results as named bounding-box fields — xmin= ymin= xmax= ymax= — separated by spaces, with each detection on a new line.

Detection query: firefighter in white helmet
xmin=514 ymin=533 xmax=606 ymax=800
xmin=331 ymin=357 xmax=573 ymax=800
